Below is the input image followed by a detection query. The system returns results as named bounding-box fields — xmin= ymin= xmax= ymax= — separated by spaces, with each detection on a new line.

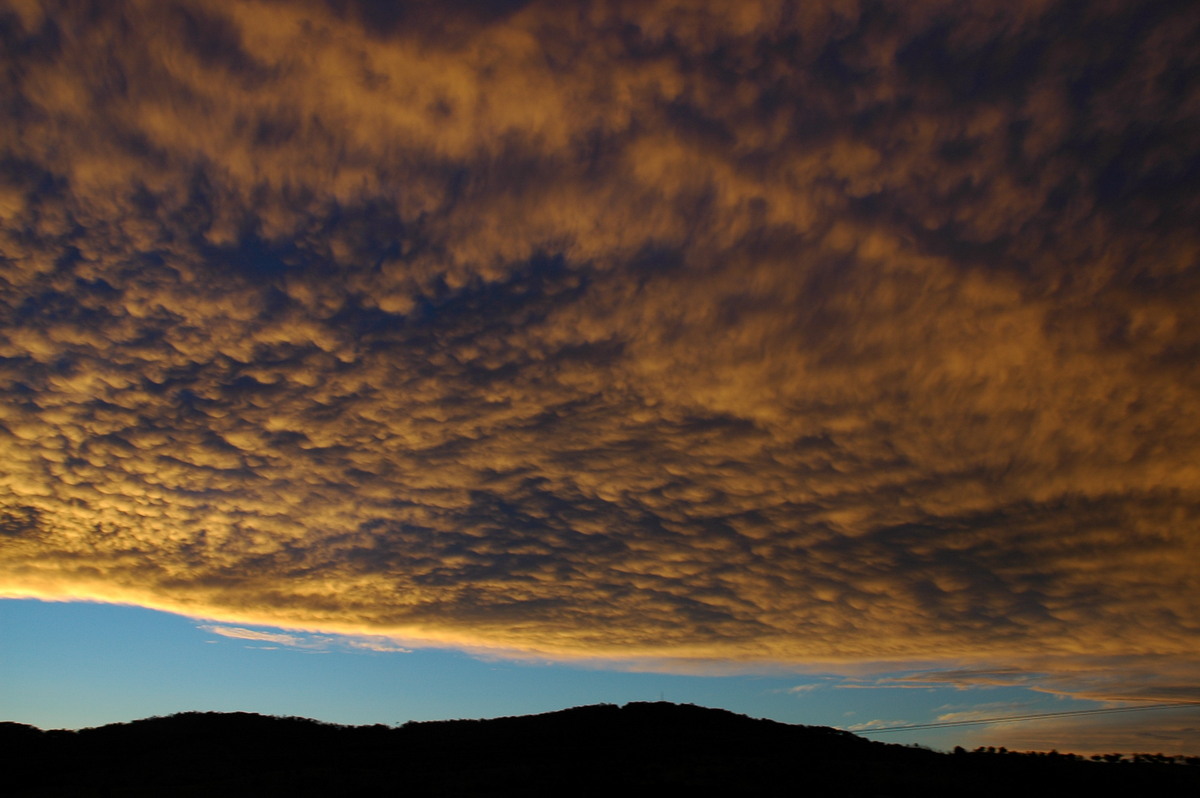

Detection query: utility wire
xmin=852 ymin=701 xmax=1200 ymax=734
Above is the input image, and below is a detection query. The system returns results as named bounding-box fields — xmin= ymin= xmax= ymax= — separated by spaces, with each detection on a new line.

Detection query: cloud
xmin=932 ymin=701 xmax=1043 ymax=725
xmin=845 ymin=719 xmax=911 ymax=732
xmin=200 ymin=625 xmax=308 ymax=647
xmin=343 ymin=638 xmax=413 ymax=654
xmin=199 ymin=623 xmax=411 ymax=653
xmin=964 ymin=709 xmax=1200 ymax=757
xmin=838 ymin=665 xmax=1200 ymax=751
xmin=784 ymin=684 xmax=824 ymax=695
xmin=880 ymin=661 xmax=1200 ymax=705
xmin=0 ymin=0 xmax=1198 ymax=717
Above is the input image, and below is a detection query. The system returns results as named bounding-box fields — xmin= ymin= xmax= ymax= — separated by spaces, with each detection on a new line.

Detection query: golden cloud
xmin=1 ymin=0 xmax=1198 ymax=706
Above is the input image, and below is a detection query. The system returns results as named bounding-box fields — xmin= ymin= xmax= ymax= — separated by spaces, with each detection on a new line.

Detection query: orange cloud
xmin=1 ymin=0 xmax=1198 ymax=710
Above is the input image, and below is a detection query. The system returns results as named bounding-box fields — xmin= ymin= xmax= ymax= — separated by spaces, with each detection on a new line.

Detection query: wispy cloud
xmin=783 ymin=684 xmax=824 ymax=695
xmin=964 ymin=709 xmax=1200 ymax=756
xmin=199 ymin=624 xmax=410 ymax=654
xmin=845 ymin=719 xmax=911 ymax=732
xmin=871 ymin=663 xmax=1200 ymax=705
xmin=932 ymin=702 xmax=1042 ymax=724
xmin=342 ymin=638 xmax=413 ymax=654
xmin=200 ymin=625 xmax=308 ymax=647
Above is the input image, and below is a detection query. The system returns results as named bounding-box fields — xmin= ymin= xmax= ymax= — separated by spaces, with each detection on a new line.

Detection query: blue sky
xmin=2 ymin=597 xmax=1118 ymax=754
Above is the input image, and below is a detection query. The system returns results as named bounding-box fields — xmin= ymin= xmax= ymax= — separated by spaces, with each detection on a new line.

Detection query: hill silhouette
xmin=3 ymin=702 xmax=1197 ymax=796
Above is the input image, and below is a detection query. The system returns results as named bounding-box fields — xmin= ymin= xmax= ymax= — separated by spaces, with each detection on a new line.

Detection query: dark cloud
xmin=1 ymin=0 xmax=1198 ymax=709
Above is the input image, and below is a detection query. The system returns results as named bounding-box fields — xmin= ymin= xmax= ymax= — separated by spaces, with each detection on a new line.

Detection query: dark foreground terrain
xmin=4 ymin=702 xmax=1198 ymax=796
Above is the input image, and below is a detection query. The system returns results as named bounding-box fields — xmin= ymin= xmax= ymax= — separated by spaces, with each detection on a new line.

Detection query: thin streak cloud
xmin=201 ymin=625 xmax=308 ymax=647
xmin=200 ymin=623 xmax=412 ymax=653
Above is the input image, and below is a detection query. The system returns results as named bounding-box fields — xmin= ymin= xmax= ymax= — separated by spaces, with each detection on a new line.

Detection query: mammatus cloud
xmin=1 ymin=0 xmax=1198 ymax=716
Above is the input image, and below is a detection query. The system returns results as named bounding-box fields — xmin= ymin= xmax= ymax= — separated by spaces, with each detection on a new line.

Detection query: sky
xmin=1 ymin=0 xmax=1198 ymax=755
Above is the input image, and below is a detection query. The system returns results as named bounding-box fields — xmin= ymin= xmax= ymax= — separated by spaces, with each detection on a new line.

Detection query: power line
xmin=852 ymin=701 xmax=1200 ymax=734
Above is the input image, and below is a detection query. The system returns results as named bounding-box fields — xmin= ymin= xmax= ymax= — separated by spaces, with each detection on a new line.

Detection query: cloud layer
xmin=1 ymin=0 xmax=1198 ymax=696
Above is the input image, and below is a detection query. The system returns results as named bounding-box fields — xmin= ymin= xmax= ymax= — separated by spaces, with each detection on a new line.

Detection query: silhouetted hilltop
xmin=4 ymin=702 xmax=1198 ymax=796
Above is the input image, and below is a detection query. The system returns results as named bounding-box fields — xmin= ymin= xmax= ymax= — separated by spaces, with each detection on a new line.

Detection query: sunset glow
xmin=2 ymin=0 xmax=1198 ymax=753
